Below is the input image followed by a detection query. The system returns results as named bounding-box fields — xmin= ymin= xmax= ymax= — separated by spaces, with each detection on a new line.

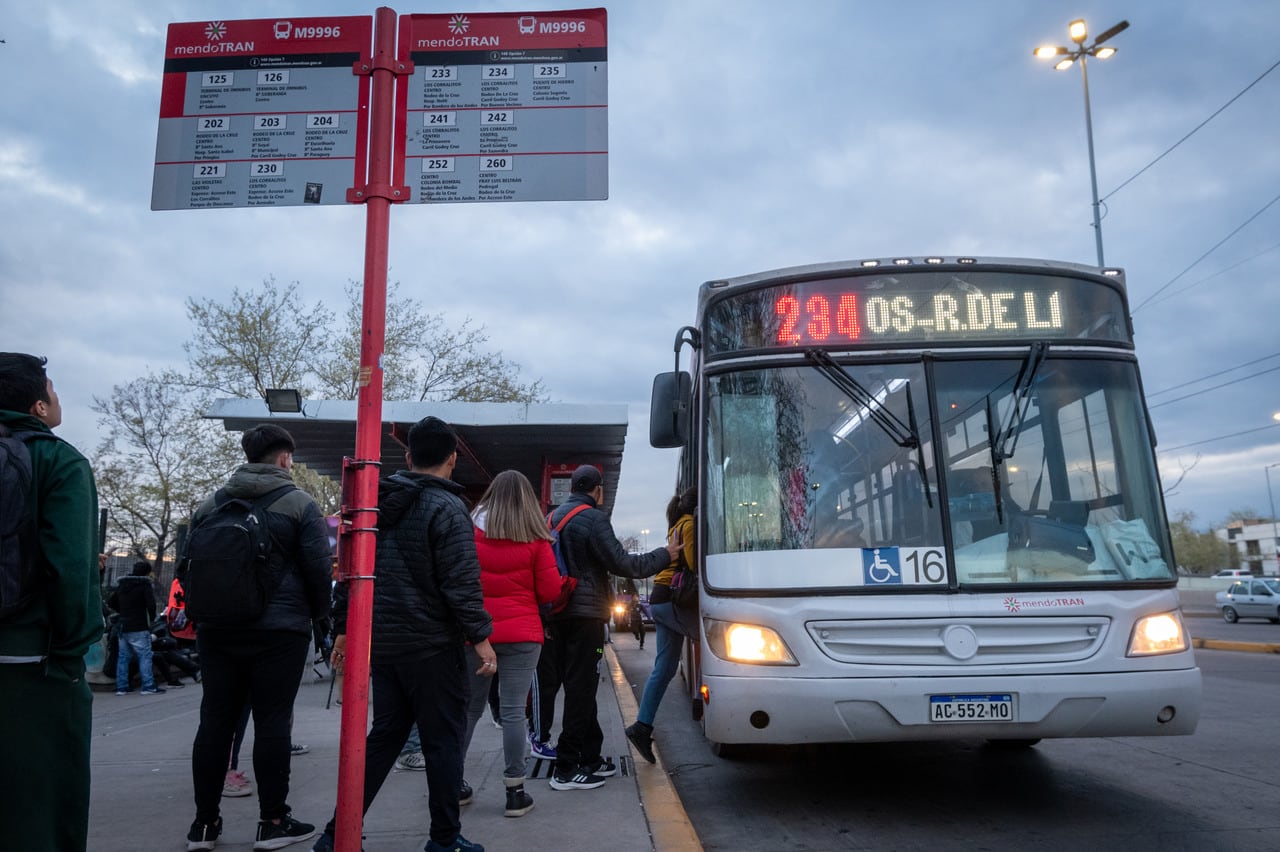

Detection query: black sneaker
xmin=186 ymin=816 xmax=222 ymax=851
xmin=458 ymin=779 xmax=474 ymax=806
xmin=253 ymin=813 xmax=316 ymax=850
xmin=549 ymin=766 xmax=607 ymax=790
xmin=625 ymin=722 xmax=656 ymax=764
xmin=589 ymin=756 xmax=618 ymax=777
xmin=424 ymin=835 xmax=485 ymax=852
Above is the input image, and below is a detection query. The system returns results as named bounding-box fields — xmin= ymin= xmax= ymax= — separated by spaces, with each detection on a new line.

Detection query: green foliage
xmin=1168 ymin=510 xmax=1231 ymax=575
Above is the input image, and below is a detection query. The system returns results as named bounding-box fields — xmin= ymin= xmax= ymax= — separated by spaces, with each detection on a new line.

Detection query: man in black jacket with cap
xmin=546 ymin=465 xmax=679 ymax=791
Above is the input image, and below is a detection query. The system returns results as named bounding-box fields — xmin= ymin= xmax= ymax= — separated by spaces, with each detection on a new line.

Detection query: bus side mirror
xmin=650 ymin=371 xmax=691 ymax=448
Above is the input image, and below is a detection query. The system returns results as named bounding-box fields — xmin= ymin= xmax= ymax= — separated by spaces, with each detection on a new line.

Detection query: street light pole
xmin=1034 ymin=19 xmax=1129 ymax=267
xmin=1266 ymin=463 xmax=1280 ymax=571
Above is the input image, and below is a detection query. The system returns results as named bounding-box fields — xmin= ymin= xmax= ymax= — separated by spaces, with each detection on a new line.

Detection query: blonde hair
xmin=474 ymin=470 xmax=552 ymax=542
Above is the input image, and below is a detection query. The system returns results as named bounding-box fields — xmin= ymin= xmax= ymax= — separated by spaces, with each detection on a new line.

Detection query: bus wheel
xmin=709 ymin=740 xmax=743 ymax=759
xmin=1221 ymin=606 xmax=1238 ymax=623
xmin=985 ymin=738 xmax=1041 ymax=749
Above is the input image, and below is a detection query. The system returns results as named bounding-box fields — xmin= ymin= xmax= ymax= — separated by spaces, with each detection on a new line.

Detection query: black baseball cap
xmin=570 ymin=464 xmax=603 ymax=493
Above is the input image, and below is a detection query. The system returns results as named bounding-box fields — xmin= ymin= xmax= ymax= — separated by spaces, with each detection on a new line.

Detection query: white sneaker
xmin=223 ymin=769 xmax=254 ymax=797
xmin=395 ymin=751 xmax=426 ymax=771
xmin=290 ymin=743 xmax=310 ymax=756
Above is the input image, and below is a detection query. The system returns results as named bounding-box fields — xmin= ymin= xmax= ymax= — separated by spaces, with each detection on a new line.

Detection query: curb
xmin=1192 ymin=637 xmax=1280 ymax=654
xmin=604 ymin=644 xmax=702 ymax=851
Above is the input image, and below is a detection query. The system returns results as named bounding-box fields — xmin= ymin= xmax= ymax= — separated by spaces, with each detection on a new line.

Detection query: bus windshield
xmin=703 ymin=354 xmax=1174 ymax=589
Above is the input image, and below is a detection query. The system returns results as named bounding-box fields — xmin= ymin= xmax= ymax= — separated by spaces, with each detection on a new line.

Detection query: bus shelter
xmin=204 ymin=398 xmax=630 ymax=513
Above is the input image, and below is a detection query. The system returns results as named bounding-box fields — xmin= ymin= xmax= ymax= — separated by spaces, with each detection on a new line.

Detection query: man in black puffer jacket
xmin=185 ymin=424 xmax=333 ymax=852
xmin=545 ymin=465 xmax=679 ymax=791
xmin=318 ymin=416 xmax=495 ymax=852
xmin=107 ymin=560 xmax=160 ymax=695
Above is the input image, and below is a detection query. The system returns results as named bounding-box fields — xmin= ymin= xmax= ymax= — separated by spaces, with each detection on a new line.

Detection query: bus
xmin=649 ymin=256 xmax=1200 ymax=755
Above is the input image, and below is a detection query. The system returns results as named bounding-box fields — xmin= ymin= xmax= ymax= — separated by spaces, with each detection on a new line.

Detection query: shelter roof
xmin=204 ymin=399 xmax=629 ymax=512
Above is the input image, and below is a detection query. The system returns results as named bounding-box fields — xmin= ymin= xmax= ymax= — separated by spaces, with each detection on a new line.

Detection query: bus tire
xmin=985 ymin=738 xmax=1041 ymax=749
xmin=709 ymin=740 xmax=742 ymax=759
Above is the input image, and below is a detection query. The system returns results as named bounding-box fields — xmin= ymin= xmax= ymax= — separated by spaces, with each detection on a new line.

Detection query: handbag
xmin=669 ymin=565 xmax=698 ymax=609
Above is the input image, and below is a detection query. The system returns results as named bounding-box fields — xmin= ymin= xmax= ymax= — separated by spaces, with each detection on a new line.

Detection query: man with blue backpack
xmin=0 ymin=353 xmax=103 ymax=852
xmin=544 ymin=465 xmax=678 ymax=791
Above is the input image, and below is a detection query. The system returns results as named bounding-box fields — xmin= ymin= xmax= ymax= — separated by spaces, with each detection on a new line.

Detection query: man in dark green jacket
xmin=0 ymin=353 xmax=103 ymax=852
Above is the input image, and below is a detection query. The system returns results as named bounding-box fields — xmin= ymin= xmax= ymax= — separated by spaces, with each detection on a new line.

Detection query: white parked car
xmin=1216 ymin=577 xmax=1280 ymax=623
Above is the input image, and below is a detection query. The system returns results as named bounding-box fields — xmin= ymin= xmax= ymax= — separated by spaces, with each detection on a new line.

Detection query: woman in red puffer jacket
xmin=460 ymin=470 xmax=562 ymax=817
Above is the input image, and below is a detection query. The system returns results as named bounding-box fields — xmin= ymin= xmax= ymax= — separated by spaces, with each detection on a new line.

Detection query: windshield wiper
xmin=994 ymin=341 xmax=1048 ymax=462
xmin=803 ymin=349 xmax=932 ymax=507
xmin=985 ymin=341 xmax=1048 ymax=523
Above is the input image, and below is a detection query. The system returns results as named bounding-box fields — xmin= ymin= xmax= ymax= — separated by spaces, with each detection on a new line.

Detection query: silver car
xmin=1216 ymin=577 xmax=1280 ymax=623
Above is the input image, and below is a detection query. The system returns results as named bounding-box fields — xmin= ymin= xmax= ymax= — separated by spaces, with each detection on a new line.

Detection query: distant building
xmin=1216 ymin=520 xmax=1280 ymax=574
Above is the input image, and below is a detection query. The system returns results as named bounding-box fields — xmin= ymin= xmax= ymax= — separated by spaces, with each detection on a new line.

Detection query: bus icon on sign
xmin=518 ymin=16 xmax=536 ymax=34
xmin=274 ymin=21 xmax=292 ymax=39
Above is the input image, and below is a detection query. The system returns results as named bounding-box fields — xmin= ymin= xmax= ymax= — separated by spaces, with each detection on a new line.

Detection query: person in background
xmin=185 ymin=424 xmax=333 ymax=852
xmin=625 ymin=487 xmax=697 ymax=764
xmin=545 ymin=465 xmax=679 ymax=791
xmin=460 ymin=470 xmax=562 ymax=817
xmin=313 ymin=416 xmax=495 ymax=852
xmin=0 ymin=353 xmax=103 ymax=852
xmin=109 ymin=560 xmax=163 ymax=695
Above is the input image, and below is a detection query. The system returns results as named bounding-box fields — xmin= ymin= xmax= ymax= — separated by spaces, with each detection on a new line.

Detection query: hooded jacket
xmin=548 ymin=492 xmax=671 ymax=621
xmin=188 ymin=463 xmax=332 ymax=637
xmin=107 ymin=575 xmax=157 ymax=633
xmin=0 ymin=410 xmax=103 ymax=678
xmin=333 ymin=471 xmax=492 ymax=662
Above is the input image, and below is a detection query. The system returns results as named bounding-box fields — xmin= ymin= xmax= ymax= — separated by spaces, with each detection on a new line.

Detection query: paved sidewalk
xmin=86 ymin=645 xmax=698 ymax=851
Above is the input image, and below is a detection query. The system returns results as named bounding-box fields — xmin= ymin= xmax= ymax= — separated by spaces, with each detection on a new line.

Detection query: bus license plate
xmin=930 ymin=693 xmax=1014 ymax=722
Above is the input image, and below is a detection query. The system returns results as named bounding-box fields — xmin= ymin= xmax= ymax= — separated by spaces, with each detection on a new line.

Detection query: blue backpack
xmin=544 ymin=504 xmax=590 ymax=615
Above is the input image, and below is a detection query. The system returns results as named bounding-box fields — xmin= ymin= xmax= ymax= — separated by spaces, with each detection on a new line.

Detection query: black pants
xmin=192 ymin=630 xmax=309 ymax=822
xmin=530 ymin=624 xmax=562 ymax=742
xmin=324 ymin=646 xmax=469 ymax=846
xmin=550 ymin=617 xmax=605 ymax=772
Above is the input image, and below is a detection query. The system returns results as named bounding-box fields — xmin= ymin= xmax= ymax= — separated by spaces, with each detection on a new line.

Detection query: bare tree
xmin=91 ymin=371 xmax=239 ymax=564
xmin=184 ymin=276 xmax=333 ymax=400
xmin=312 ymin=280 xmax=545 ymax=402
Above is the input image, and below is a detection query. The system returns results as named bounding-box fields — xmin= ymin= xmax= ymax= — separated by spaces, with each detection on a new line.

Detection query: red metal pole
xmin=335 ymin=7 xmax=401 ymax=851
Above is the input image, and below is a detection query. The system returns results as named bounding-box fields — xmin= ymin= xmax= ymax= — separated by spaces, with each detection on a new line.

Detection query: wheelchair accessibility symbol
xmin=862 ymin=547 xmax=902 ymax=585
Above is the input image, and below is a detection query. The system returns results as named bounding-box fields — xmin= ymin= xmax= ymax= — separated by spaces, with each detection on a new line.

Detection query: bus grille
xmin=806 ymin=617 xmax=1109 ymax=666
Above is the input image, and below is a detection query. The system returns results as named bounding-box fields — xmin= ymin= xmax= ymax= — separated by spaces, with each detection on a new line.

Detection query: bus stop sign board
xmin=151 ymin=9 xmax=608 ymax=209
xmin=397 ymin=9 xmax=608 ymax=203
xmin=152 ymin=16 xmax=374 ymax=210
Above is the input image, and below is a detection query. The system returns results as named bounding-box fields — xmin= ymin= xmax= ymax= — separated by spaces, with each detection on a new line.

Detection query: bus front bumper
xmin=698 ymin=667 xmax=1202 ymax=745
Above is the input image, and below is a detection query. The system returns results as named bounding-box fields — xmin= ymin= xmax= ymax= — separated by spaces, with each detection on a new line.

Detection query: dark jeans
xmin=550 ymin=617 xmax=605 ymax=772
xmin=324 ymin=646 xmax=469 ymax=846
xmin=530 ymin=623 xmax=561 ymax=743
xmin=192 ymin=630 xmax=309 ymax=822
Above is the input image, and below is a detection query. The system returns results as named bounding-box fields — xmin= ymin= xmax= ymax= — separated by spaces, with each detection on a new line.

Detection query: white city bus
xmin=649 ymin=257 xmax=1200 ymax=755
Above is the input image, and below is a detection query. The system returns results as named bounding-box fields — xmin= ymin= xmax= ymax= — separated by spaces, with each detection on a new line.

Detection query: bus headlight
xmin=1127 ymin=611 xmax=1189 ymax=656
xmin=704 ymin=619 xmax=797 ymax=665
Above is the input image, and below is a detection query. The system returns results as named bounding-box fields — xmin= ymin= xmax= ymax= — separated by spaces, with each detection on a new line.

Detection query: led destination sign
xmin=704 ymin=269 xmax=1130 ymax=355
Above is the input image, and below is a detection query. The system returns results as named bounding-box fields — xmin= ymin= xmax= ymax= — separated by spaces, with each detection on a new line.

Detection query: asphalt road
xmin=612 ymin=613 xmax=1280 ymax=852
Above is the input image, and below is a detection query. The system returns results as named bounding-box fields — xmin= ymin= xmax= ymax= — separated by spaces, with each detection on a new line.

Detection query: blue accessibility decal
xmin=862 ymin=547 xmax=902 ymax=585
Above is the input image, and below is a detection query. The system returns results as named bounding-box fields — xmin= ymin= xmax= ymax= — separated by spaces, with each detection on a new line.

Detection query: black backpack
xmin=177 ymin=484 xmax=295 ymax=625
xmin=0 ymin=424 xmax=55 ymax=621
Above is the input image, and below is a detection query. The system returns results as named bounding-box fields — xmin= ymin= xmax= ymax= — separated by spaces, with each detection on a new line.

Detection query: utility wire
xmin=1146 ymin=351 xmax=1280 ymax=398
xmin=1132 ymin=191 xmax=1280 ymax=312
xmin=1156 ymin=422 xmax=1280 ymax=455
xmin=1140 ymin=241 xmax=1280 ymax=308
xmin=1148 ymin=364 xmax=1280 ymax=409
xmin=1101 ymin=57 xmax=1280 ymax=203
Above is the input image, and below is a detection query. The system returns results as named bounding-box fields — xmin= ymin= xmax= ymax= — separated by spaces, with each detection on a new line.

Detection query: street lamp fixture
xmin=1034 ymin=18 xmax=1129 ymax=267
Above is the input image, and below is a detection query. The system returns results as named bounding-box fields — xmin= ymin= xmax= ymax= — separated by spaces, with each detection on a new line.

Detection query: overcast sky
xmin=2 ymin=0 xmax=1278 ymax=543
